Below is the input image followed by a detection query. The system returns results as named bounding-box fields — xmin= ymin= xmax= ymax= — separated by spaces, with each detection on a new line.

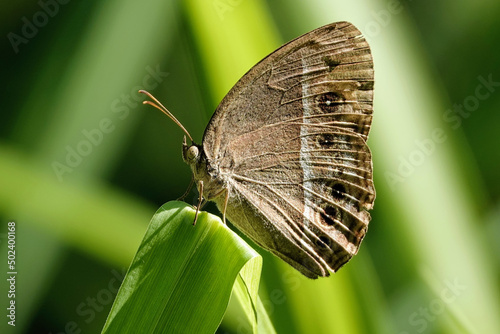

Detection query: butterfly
xmin=141 ymin=21 xmax=375 ymax=278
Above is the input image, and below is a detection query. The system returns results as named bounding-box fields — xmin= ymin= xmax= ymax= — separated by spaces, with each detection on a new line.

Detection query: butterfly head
xmin=182 ymin=135 xmax=208 ymax=177
xmin=182 ymin=135 xmax=200 ymax=165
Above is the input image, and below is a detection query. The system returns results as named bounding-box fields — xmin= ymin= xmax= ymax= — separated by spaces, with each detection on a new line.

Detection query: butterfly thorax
xmin=182 ymin=140 xmax=226 ymax=201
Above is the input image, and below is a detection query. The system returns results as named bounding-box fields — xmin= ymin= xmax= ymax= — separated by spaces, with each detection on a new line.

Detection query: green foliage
xmin=1 ymin=0 xmax=500 ymax=333
xmin=101 ymin=201 xmax=271 ymax=333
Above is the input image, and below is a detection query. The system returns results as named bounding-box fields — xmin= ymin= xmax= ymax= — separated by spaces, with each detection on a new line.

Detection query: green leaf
xmin=101 ymin=201 xmax=272 ymax=333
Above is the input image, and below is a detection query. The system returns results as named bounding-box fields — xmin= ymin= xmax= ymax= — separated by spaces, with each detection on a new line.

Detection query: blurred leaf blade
xmin=183 ymin=0 xmax=280 ymax=104
xmin=2 ymin=1 xmax=179 ymax=331
xmin=102 ymin=201 xmax=270 ymax=334
xmin=0 ymin=143 xmax=153 ymax=267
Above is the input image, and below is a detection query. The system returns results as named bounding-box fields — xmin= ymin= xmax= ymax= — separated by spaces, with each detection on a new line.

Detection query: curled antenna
xmin=139 ymin=90 xmax=193 ymax=142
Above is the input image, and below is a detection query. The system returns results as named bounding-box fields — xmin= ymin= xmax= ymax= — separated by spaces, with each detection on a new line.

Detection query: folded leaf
xmin=102 ymin=201 xmax=271 ymax=333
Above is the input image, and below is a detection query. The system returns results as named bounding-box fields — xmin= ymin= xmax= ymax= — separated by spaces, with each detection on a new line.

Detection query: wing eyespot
xmin=330 ymin=183 xmax=346 ymax=200
xmin=322 ymin=56 xmax=341 ymax=71
xmin=316 ymin=92 xmax=345 ymax=113
xmin=318 ymin=134 xmax=335 ymax=146
xmin=316 ymin=235 xmax=332 ymax=248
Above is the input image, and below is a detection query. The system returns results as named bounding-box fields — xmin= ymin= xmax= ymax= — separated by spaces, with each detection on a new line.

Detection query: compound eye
xmin=186 ymin=145 xmax=199 ymax=162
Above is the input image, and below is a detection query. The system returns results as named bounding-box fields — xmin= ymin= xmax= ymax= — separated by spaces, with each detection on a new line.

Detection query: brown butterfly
xmin=141 ymin=21 xmax=375 ymax=278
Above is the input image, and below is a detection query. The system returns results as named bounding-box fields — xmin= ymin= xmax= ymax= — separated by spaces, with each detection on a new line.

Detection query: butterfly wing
xmin=203 ymin=22 xmax=374 ymax=278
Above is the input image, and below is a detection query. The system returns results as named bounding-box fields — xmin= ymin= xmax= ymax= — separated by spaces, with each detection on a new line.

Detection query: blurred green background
xmin=1 ymin=0 xmax=500 ymax=333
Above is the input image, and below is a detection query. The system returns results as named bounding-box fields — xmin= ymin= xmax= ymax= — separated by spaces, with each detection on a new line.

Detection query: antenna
xmin=139 ymin=90 xmax=193 ymax=142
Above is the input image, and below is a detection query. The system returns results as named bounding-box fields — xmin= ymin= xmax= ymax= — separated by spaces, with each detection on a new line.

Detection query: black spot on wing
xmin=320 ymin=210 xmax=335 ymax=226
xmin=317 ymin=235 xmax=331 ymax=248
xmin=331 ymin=183 xmax=346 ymax=200
xmin=317 ymin=92 xmax=345 ymax=113
xmin=318 ymin=133 xmax=336 ymax=147
xmin=323 ymin=56 xmax=341 ymax=71
xmin=320 ymin=206 xmax=343 ymax=227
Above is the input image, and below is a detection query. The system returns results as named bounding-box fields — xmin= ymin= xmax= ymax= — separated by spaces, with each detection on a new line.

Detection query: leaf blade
xmin=102 ymin=201 xmax=268 ymax=333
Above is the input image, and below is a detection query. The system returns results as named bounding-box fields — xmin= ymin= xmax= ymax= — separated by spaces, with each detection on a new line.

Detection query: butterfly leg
xmin=193 ymin=180 xmax=204 ymax=226
xmin=177 ymin=174 xmax=194 ymax=201
xmin=222 ymin=188 xmax=229 ymax=224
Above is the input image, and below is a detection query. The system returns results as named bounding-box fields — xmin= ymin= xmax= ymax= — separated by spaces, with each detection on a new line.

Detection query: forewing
xmin=203 ymin=21 xmax=373 ymax=161
xmin=204 ymin=22 xmax=374 ymax=277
